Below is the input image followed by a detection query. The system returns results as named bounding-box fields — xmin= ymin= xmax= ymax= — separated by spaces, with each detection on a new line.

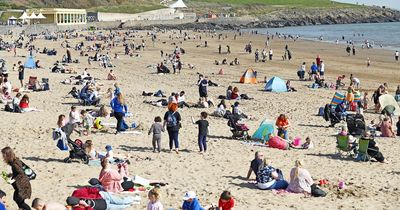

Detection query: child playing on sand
xmin=218 ymin=190 xmax=235 ymax=210
xmin=301 ymin=137 xmax=314 ymax=149
xmin=192 ymin=112 xmax=209 ymax=153
xmin=148 ymin=116 xmax=165 ymax=153
xmin=81 ymin=110 xmax=94 ymax=136
xmin=147 ymin=187 xmax=163 ymax=210
xmin=363 ymin=92 xmax=369 ymax=110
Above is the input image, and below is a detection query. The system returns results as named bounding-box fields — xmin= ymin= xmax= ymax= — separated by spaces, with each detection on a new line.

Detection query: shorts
xmin=320 ymin=71 xmax=324 ymax=76
xmin=199 ymin=91 xmax=207 ymax=98
xmin=2 ymin=73 xmax=8 ymax=78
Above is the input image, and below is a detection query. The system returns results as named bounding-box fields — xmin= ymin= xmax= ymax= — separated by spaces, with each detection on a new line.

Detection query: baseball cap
xmin=183 ymin=191 xmax=196 ymax=200
xmin=105 ymin=145 xmax=112 ymax=151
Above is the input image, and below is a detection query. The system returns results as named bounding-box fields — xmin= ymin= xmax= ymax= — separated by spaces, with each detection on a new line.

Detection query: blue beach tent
xmin=264 ymin=76 xmax=287 ymax=92
xmin=24 ymin=56 xmax=36 ymax=69
xmin=252 ymin=119 xmax=275 ymax=141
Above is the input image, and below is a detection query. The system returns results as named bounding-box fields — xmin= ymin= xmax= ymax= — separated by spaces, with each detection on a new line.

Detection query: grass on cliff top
xmin=190 ymin=0 xmax=357 ymax=8
xmin=93 ymin=4 xmax=165 ymax=14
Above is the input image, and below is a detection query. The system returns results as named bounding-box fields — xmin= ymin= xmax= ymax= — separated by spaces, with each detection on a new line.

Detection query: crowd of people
xmin=0 ymin=25 xmax=398 ymax=210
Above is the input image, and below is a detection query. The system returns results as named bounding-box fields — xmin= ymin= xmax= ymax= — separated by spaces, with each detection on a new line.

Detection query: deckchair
xmin=357 ymin=138 xmax=370 ymax=162
xmin=336 ymin=135 xmax=352 ymax=156
xmin=27 ymin=76 xmax=37 ymax=90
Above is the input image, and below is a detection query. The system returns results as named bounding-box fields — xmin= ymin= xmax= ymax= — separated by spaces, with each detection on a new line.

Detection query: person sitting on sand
xmin=396 ymin=116 xmax=400 ymax=136
xmin=395 ymin=85 xmax=400 ymax=102
xmin=177 ymin=91 xmax=190 ymax=108
xmin=276 ymin=114 xmax=289 ymax=140
xmin=232 ymin=102 xmax=248 ymax=119
xmin=99 ymin=158 xmax=129 ymax=193
xmin=287 ymin=160 xmax=314 ymax=195
xmin=107 ymin=70 xmax=117 ymax=80
xmin=230 ymin=87 xmax=240 ymax=100
xmin=182 ymin=191 xmax=204 ymax=210
xmin=19 ymin=94 xmax=39 ymax=112
xmin=218 ymin=190 xmax=235 ymax=210
xmin=226 ymin=86 xmax=233 ymax=100
xmin=256 ymin=158 xmax=289 ymax=190
xmin=286 ymin=80 xmax=297 ymax=92
xmin=213 ymin=100 xmax=227 ymax=117
xmin=336 ymin=75 xmax=345 ymax=89
xmin=246 ymin=151 xmax=264 ymax=180
xmin=85 ymin=140 xmax=100 ymax=160
xmin=381 ymin=117 xmax=395 ymax=137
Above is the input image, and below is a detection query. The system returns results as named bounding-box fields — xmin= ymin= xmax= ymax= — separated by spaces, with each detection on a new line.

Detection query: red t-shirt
xmin=219 ymin=198 xmax=235 ymax=210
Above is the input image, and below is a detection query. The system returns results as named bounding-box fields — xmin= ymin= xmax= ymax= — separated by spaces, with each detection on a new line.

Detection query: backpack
xmin=311 ymin=184 xmax=327 ymax=197
xmin=167 ymin=111 xmax=178 ymax=128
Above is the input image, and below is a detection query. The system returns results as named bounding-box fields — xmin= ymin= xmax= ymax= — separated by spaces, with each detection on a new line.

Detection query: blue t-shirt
xmin=182 ymin=198 xmax=204 ymax=210
xmin=311 ymin=64 xmax=318 ymax=74
xmin=0 ymin=202 xmax=6 ymax=210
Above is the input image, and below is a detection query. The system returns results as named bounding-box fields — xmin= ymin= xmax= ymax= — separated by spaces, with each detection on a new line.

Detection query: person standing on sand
xmin=352 ymin=46 xmax=356 ymax=56
xmin=269 ymin=49 xmax=273 ymax=60
xmin=218 ymin=45 xmax=221 ymax=54
xmin=226 ymin=45 xmax=230 ymax=54
xmin=17 ymin=61 xmax=24 ymax=88
xmin=254 ymin=49 xmax=259 ymax=63
xmin=1 ymin=147 xmax=32 ymax=210
xmin=367 ymin=58 xmax=371 ymax=68
xmin=164 ymin=103 xmax=181 ymax=154
xmin=395 ymin=51 xmax=399 ymax=61
xmin=346 ymin=45 xmax=351 ymax=56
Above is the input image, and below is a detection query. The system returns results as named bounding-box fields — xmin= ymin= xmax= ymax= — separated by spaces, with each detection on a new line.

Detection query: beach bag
xmin=4 ymin=104 xmax=13 ymax=112
xmin=21 ymin=161 xmax=36 ymax=180
xmin=57 ymin=139 xmax=68 ymax=151
xmin=166 ymin=111 xmax=178 ymax=128
xmin=318 ymin=107 xmax=324 ymax=116
xmin=311 ymin=184 xmax=327 ymax=197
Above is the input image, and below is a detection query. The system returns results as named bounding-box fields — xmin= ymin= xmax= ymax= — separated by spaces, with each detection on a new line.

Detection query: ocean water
xmin=244 ymin=22 xmax=400 ymax=50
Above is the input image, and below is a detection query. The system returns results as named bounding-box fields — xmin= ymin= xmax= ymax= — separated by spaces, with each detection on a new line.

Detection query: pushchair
xmin=323 ymin=104 xmax=342 ymax=127
xmin=227 ymin=116 xmax=250 ymax=140
xmin=64 ymin=139 xmax=90 ymax=164
xmin=346 ymin=114 xmax=366 ymax=136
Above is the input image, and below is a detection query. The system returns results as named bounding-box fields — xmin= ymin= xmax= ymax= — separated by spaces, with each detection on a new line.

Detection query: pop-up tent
xmin=264 ymin=77 xmax=287 ymax=92
xmin=252 ymin=119 xmax=275 ymax=141
xmin=379 ymin=94 xmax=400 ymax=115
xmin=24 ymin=56 xmax=37 ymax=69
xmin=239 ymin=68 xmax=257 ymax=84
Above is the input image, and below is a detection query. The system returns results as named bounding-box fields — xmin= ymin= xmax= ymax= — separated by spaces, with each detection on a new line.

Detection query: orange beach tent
xmin=239 ymin=68 xmax=257 ymax=84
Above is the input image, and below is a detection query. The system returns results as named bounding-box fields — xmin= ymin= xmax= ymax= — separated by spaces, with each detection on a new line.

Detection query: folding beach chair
xmin=336 ymin=135 xmax=352 ymax=157
xmin=27 ymin=76 xmax=37 ymax=90
xmin=357 ymin=138 xmax=370 ymax=162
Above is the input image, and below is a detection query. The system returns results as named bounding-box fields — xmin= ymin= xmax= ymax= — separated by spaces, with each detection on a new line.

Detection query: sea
xmin=243 ymin=22 xmax=400 ymax=50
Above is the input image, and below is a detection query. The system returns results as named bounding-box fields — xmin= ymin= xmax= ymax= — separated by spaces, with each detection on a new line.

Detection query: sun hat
xmin=183 ymin=191 xmax=196 ymax=200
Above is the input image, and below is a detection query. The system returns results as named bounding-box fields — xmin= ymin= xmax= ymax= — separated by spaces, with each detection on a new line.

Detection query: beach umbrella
xmin=36 ymin=12 xmax=46 ymax=19
xmin=19 ymin=12 xmax=29 ymax=20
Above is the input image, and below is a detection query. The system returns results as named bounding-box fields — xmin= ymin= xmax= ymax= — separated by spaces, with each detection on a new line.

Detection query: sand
xmin=0 ymin=29 xmax=399 ymax=210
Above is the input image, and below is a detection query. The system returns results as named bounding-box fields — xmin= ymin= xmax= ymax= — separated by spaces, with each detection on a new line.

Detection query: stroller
xmin=227 ymin=116 xmax=250 ymax=140
xmin=346 ymin=114 xmax=366 ymax=136
xmin=64 ymin=139 xmax=90 ymax=164
xmin=323 ymin=104 xmax=342 ymax=127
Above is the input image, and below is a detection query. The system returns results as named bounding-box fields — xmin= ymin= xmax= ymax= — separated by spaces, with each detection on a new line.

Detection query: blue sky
xmin=335 ymin=0 xmax=400 ymax=10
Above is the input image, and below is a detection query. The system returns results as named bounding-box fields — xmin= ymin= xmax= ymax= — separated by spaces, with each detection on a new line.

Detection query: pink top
xmin=99 ymin=168 xmax=123 ymax=193
xmin=287 ymin=168 xmax=314 ymax=193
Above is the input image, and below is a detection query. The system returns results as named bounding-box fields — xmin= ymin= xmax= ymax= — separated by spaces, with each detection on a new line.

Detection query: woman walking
xmin=111 ymin=92 xmax=128 ymax=134
xmin=1 ymin=147 xmax=32 ymax=210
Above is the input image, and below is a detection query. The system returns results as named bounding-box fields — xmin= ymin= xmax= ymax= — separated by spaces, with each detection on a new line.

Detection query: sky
xmin=335 ymin=0 xmax=400 ymax=10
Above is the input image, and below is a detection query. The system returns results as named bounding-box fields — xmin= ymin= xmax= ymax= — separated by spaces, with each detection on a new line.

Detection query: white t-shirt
xmin=320 ymin=63 xmax=325 ymax=72
xmin=396 ymin=51 xmax=399 ymax=56
xmin=352 ymin=78 xmax=360 ymax=85
xmin=177 ymin=95 xmax=185 ymax=103
xmin=147 ymin=201 xmax=163 ymax=210
xmin=69 ymin=111 xmax=81 ymax=124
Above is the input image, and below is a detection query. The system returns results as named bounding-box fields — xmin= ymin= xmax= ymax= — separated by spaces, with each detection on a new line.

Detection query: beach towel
xmin=331 ymin=92 xmax=345 ymax=107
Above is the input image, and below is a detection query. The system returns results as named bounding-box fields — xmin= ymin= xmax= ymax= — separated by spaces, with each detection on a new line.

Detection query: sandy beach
xmin=0 ymin=29 xmax=399 ymax=210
